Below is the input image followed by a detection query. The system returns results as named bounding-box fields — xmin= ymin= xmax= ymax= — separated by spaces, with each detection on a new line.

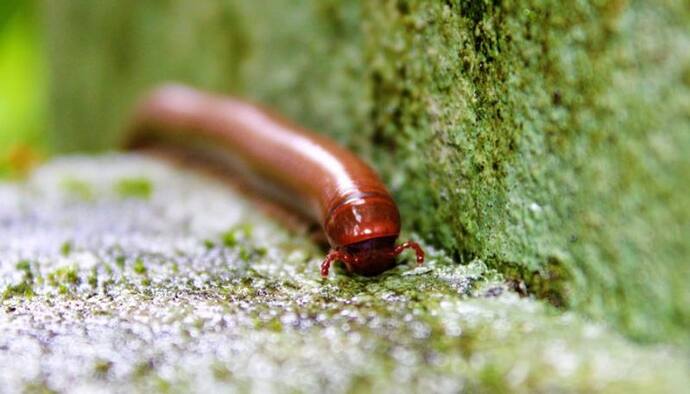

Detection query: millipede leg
xmin=394 ymin=241 xmax=425 ymax=266
xmin=320 ymin=250 xmax=352 ymax=277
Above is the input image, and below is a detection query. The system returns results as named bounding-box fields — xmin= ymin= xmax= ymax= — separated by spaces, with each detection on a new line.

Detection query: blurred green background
xmin=0 ymin=0 xmax=44 ymax=178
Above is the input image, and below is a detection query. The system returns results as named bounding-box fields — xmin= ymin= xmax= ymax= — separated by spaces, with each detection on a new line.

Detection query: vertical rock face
xmin=44 ymin=1 xmax=690 ymax=345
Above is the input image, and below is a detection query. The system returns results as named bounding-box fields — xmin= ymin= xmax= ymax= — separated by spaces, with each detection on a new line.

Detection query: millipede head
xmin=320 ymin=237 xmax=425 ymax=277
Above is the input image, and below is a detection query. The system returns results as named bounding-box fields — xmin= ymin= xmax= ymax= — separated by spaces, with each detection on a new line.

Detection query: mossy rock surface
xmin=43 ymin=1 xmax=690 ymax=346
xmin=1 ymin=156 xmax=689 ymax=393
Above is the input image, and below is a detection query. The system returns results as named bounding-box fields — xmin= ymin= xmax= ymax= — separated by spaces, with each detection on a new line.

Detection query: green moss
xmin=132 ymin=361 xmax=154 ymax=379
xmin=2 ymin=259 xmax=35 ymax=299
xmin=238 ymin=223 xmax=253 ymax=238
xmin=60 ymin=240 xmax=72 ymax=256
xmin=87 ymin=268 xmax=98 ymax=288
xmin=154 ymin=378 xmax=172 ymax=394
xmin=221 ymin=229 xmax=238 ymax=248
xmin=59 ymin=177 xmax=93 ymax=200
xmin=115 ymin=255 xmax=126 ymax=269
xmin=2 ymin=280 xmax=34 ymax=299
xmin=44 ymin=0 xmax=690 ymax=346
xmin=477 ymin=363 xmax=510 ymax=394
xmin=114 ymin=176 xmax=152 ymax=199
xmin=497 ymin=257 xmax=571 ymax=308
xmin=15 ymin=259 xmax=32 ymax=274
xmin=133 ymin=259 xmax=147 ymax=275
xmin=93 ymin=359 xmax=112 ymax=378
xmin=22 ymin=383 xmax=58 ymax=394
xmin=238 ymin=246 xmax=251 ymax=262
xmin=47 ymin=265 xmax=80 ymax=289
xmin=211 ymin=363 xmax=233 ymax=381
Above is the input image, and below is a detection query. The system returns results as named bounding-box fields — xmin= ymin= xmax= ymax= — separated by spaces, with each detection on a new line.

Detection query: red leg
xmin=321 ymin=249 xmax=352 ymax=278
xmin=394 ymin=240 xmax=425 ymax=266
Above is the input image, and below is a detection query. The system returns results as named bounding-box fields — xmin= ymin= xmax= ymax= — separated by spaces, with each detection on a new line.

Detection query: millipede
xmin=124 ymin=84 xmax=424 ymax=277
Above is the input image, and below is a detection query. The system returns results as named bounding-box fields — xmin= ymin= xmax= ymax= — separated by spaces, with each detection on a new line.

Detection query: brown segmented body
xmin=124 ymin=84 xmax=423 ymax=276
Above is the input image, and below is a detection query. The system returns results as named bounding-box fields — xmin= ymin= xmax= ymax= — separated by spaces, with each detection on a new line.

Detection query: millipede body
xmin=124 ymin=84 xmax=423 ymax=276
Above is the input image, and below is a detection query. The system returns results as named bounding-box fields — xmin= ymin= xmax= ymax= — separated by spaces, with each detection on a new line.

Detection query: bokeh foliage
xmin=0 ymin=0 xmax=45 ymax=177
xmin=43 ymin=0 xmax=690 ymax=346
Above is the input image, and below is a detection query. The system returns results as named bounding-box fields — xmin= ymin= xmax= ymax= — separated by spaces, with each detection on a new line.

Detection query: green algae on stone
xmin=133 ymin=259 xmax=147 ymax=275
xmin=2 ymin=280 xmax=34 ymax=300
xmin=46 ymin=265 xmax=80 ymax=295
xmin=15 ymin=260 xmax=32 ymax=276
xmin=59 ymin=177 xmax=93 ymax=200
xmin=87 ymin=267 xmax=98 ymax=288
xmin=93 ymin=359 xmax=113 ymax=379
xmin=114 ymin=176 xmax=153 ymax=199
xmin=59 ymin=240 xmax=72 ymax=256
xmin=2 ymin=260 xmax=36 ymax=300
xmin=22 ymin=383 xmax=58 ymax=394
xmin=115 ymin=255 xmax=126 ymax=270
xmin=221 ymin=229 xmax=238 ymax=248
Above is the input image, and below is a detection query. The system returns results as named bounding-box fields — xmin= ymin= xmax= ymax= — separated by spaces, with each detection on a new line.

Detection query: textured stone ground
xmin=1 ymin=155 xmax=688 ymax=393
